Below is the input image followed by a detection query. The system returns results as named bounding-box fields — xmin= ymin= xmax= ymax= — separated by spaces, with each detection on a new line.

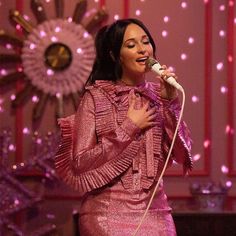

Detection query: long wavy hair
xmin=86 ymin=18 xmax=156 ymax=85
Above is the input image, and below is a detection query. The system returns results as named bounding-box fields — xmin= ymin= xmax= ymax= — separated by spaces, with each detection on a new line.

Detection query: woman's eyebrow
xmin=123 ymin=35 xmax=148 ymax=44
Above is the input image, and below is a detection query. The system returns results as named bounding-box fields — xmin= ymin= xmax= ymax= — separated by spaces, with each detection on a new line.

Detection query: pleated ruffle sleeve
xmin=55 ymin=91 xmax=141 ymax=193
xmin=162 ymin=97 xmax=193 ymax=174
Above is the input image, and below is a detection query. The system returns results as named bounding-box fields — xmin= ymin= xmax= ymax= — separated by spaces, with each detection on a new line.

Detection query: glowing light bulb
xmin=181 ymin=53 xmax=187 ymax=60
xmin=225 ymin=125 xmax=231 ymax=134
xmin=56 ymin=92 xmax=61 ymax=98
xmin=55 ymin=26 xmax=61 ymax=32
xmin=229 ymin=0 xmax=234 ymax=7
xmin=32 ymin=95 xmax=39 ymax=103
xmin=1 ymin=69 xmax=7 ymax=75
xmin=135 ymin=9 xmax=141 ymax=16
xmin=47 ymin=69 xmax=54 ymax=76
xmin=10 ymin=94 xmax=16 ymax=100
xmin=67 ymin=17 xmax=73 ymax=22
xmin=6 ymin=43 xmax=12 ymax=49
xmin=40 ymin=30 xmax=46 ymax=37
xmin=192 ymin=95 xmax=199 ymax=103
xmin=219 ymin=30 xmax=226 ymax=37
xmin=193 ymin=154 xmax=201 ymax=161
xmin=162 ymin=30 xmax=168 ymax=37
xmin=36 ymin=138 xmax=42 ymax=144
xmin=163 ymin=16 xmax=169 ymax=23
xmin=181 ymin=2 xmax=187 ymax=8
xmin=9 ymin=144 xmax=16 ymax=151
xmin=203 ymin=140 xmax=210 ymax=148
xmin=16 ymin=24 xmax=21 ymax=30
xmin=30 ymin=43 xmax=36 ymax=50
xmin=220 ymin=86 xmax=228 ymax=94
xmin=226 ymin=181 xmax=232 ymax=188
xmin=228 ymin=55 xmax=233 ymax=62
xmin=51 ymin=36 xmax=58 ymax=42
xmin=221 ymin=165 xmax=229 ymax=174
xmin=188 ymin=37 xmax=194 ymax=44
xmin=83 ymin=32 xmax=89 ymax=38
xmin=14 ymin=199 xmax=20 ymax=205
xmin=216 ymin=62 xmax=224 ymax=71
xmin=23 ymin=15 xmax=30 ymax=20
xmin=77 ymin=48 xmax=83 ymax=54
xmin=219 ymin=5 xmax=225 ymax=11
xmin=23 ymin=127 xmax=30 ymax=134
xmin=114 ymin=14 xmax=119 ymax=20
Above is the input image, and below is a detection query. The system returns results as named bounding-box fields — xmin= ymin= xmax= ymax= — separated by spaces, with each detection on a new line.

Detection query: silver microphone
xmin=146 ymin=58 xmax=183 ymax=91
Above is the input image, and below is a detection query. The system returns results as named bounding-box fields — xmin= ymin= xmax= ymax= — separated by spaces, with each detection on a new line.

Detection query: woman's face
xmin=119 ymin=23 xmax=154 ymax=84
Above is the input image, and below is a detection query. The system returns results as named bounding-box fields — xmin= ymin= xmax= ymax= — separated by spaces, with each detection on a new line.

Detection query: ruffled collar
xmin=91 ymin=80 xmax=160 ymax=107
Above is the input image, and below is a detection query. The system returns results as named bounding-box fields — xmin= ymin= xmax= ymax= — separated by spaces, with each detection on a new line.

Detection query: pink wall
xmin=0 ymin=0 xmax=235 ymax=203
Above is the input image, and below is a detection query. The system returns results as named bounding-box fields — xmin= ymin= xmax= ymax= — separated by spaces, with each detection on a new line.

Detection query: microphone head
xmin=145 ymin=57 xmax=158 ymax=68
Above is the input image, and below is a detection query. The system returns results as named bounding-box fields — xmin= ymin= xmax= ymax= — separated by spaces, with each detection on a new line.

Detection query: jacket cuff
xmin=120 ymin=118 xmax=141 ymax=138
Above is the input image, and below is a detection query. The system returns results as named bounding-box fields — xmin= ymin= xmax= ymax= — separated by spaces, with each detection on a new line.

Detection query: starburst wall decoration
xmin=0 ymin=0 xmax=108 ymax=121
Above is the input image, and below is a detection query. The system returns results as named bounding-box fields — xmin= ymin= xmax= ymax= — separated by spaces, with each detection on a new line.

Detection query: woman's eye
xmin=143 ymin=40 xmax=150 ymax=45
xmin=127 ymin=44 xmax=135 ymax=48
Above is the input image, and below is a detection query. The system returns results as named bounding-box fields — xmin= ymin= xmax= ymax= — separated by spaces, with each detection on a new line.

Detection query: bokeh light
xmin=180 ymin=53 xmax=187 ymax=60
xmin=135 ymin=9 xmax=141 ymax=16
xmin=216 ymin=62 xmax=224 ymax=71
xmin=219 ymin=4 xmax=225 ymax=11
xmin=114 ymin=14 xmax=120 ymax=20
xmin=192 ymin=95 xmax=199 ymax=103
xmin=221 ymin=165 xmax=229 ymax=174
xmin=188 ymin=37 xmax=194 ymax=44
xmin=193 ymin=154 xmax=201 ymax=162
xmin=162 ymin=30 xmax=168 ymax=37
xmin=163 ymin=16 xmax=169 ymax=23
xmin=219 ymin=30 xmax=226 ymax=37
xmin=181 ymin=2 xmax=187 ymax=8
xmin=203 ymin=140 xmax=210 ymax=148
xmin=220 ymin=86 xmax=228 ymax=94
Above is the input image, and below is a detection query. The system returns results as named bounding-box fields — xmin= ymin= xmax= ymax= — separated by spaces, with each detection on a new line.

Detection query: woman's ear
xmin=109 ymin=51 xmax=115 ymax=61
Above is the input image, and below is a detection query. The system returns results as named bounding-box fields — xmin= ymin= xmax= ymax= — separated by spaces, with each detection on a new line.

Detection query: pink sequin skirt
xmin=78 ymin=180 xmax=176 ymax=236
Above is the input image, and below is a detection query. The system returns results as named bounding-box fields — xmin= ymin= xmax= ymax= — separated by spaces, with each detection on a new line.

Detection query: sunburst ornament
xmin=0 ymin=0 xmax=108 ymax=121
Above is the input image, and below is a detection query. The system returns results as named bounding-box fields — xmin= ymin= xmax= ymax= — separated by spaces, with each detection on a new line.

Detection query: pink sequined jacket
xmin=55 ymin=80 xmax=192 ymax=194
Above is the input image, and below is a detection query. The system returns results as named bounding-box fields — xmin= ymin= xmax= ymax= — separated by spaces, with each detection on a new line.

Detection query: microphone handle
xmin=151 ymin=62 xmax=183 ymax=92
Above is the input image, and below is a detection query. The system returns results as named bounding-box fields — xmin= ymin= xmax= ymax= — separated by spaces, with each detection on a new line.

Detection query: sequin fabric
xmin=55 ymin=80 xmax=192 ymax=236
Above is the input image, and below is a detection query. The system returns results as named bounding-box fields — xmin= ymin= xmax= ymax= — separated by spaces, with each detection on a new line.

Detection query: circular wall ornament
xmin=22 ymin=19 xmax=95 ymax=96
xmin=0 ymin=0 xmax=108 ymax=121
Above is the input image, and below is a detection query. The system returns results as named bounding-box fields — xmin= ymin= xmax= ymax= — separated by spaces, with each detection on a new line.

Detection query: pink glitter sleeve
xmin=72 ymin=92 xmax=140 ymax=171
xmin=55 ymin=91 xmax=141 ymax=193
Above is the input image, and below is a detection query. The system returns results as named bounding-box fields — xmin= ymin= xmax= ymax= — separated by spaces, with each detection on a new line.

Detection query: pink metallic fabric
xmin=55 ymin=80 xmax=192 ymax=236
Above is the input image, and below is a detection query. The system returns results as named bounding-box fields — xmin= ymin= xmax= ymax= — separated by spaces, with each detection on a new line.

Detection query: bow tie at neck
xmin=115 ymin=82 xmax=158 ymax=104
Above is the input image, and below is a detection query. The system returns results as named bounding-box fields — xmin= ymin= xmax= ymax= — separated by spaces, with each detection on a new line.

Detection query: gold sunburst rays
xmin=0 ymin=0 xmax=108 ymax=122
xmin=31 ymin=0 xmax=48 ymax=24
xmin=73 ymin=0 xmax=87 ymax=24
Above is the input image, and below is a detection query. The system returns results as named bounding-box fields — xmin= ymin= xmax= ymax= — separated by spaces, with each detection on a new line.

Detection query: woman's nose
xmin=137 ymin=44 xmax=146 ymax=54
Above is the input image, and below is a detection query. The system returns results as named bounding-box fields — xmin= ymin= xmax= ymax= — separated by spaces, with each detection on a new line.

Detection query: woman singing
xmin=55 ymin=18 xmax=192 ymax=236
